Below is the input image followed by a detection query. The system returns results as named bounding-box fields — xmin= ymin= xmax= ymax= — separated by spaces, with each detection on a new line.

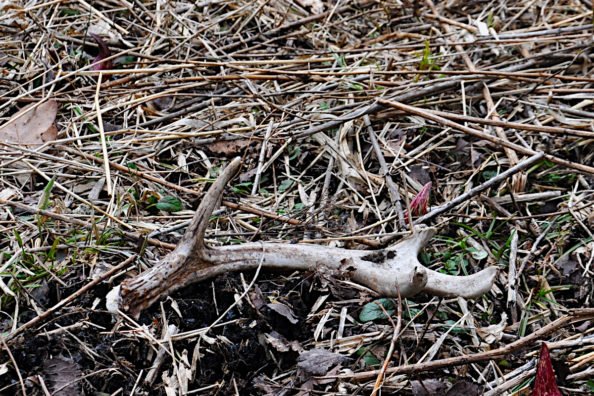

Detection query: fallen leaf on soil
xmin=412 ymin=379 xmax=482 ymax=396
xmin=248 ymin=284 xmax=266 ymax=310
xmin=0 ymin=99 xmax=58 ymax=145
xmin=298 ymin=365 xmax=342 ymax=395
xmin=297 ymin=349 xmax=350 ymax=376
xmin=477 ymin=313 xmax=507 ymax=345
xmin=408 ymin=164 xmax=432 ymax=186
xmin=30 ymin=279 xmax=50 ymax=308
xmin=42 ymin=355 xmax=82 ymax=396
xmin=575 ymin=320 xmax=591 ymax=333
xmin=0 ymin=2 xmax=28 ymax=29
xmin=411 ymin=379 xmax=449 ymax=396
xmin=151 ymin=95 xmax=174 ymax=111
xmin=556 ymin=250 xmax=591 ymax=300
xmin=267 ymin=302 xmax=299 ymax=324
xmin=446 ymin=380 xmax=483 ymax=395
xmin=533 ymin=342 xmax=562 ymax=396
xmin=556 ymin=256 xmax=579 ymax=277
xmin=252 ymin=375 xmax=278 ymax=395
xmin=0 ymin=187 xmax=18 ymax=200
xmin=88 ymin=19 xmax=125 ymax=46
xmin=295 ymin=0 xmax=324 ymax=14
xmin=264 ymin=331 xmax=303 ymax=353
xmin=205 ymin=139 xmax=255 ymax=156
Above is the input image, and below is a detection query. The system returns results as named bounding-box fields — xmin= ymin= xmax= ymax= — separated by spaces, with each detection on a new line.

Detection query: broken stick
xmin=106 ymin=158 xmax=497 ymax=318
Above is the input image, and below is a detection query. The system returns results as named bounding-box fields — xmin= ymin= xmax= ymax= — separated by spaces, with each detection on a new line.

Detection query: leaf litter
xmin=0 ymin=100 xmax=58 ymax=145
xmin=0 ymin=0 xmax=593 ymax=395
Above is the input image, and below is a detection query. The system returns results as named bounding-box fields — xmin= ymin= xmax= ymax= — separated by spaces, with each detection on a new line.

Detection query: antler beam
xmin=106 ymin=158 xmax=497 ymax=318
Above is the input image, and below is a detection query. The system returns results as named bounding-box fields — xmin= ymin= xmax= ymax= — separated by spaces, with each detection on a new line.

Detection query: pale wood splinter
xmin=106 ymin=158 xmax=497 ymax=318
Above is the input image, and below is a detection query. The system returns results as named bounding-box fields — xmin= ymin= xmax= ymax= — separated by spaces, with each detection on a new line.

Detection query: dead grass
xmin=1 ymin=0 xmax=593 ymax=394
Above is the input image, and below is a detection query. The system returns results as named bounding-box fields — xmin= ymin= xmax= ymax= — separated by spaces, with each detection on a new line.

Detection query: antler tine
xmin=177 ymin=157 xmax=242 ymax=255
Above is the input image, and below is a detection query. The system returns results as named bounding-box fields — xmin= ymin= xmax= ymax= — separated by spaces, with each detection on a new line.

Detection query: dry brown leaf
xmin=42 ymin=355 xmax=82 ymax=396
xmin=0 ymin=188 xmax=18 ymax=201
xmin=411 ymin=379 xmax=450 ymax=396
xmin=0 ymin=2 xmax=28 ymax=29
xmin=477 ymin=313 xmax=507 ymax=345
xmin=295 ymin=0 xmax=324 ymax=14
xmin=412 ymin=379 xmax=482 ymax=396
xmin=264 ymin=331 xmax=304 ymax=353
xmin=297 ymin=349 xmax=350 ymax=377
xmin=446 ymin=380 xmax=483 ymax=396
xmin=205 ymin=139 xmax=256 ymax=156
xmin=267 ymin=302 xmax=299 ymax=324
xmin=0 ymin=100 xmax=58 ymax=145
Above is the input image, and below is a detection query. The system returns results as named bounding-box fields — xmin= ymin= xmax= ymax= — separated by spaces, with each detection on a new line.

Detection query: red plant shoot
xmin=90 ymin=33 xmax=112 ymax=71
xmin=532 ymin=342 xmax=562 ymax=396
xmin=407 ymin=182 xmax=432 ymax=222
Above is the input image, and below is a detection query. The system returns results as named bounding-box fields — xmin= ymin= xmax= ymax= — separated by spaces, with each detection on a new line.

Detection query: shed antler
xmin=106 ymin=158 xmax=497 ymax=318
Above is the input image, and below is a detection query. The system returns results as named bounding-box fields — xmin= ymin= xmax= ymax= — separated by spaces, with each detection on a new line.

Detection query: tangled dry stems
xmin=1 ymin=0 xmax=593 ymax=394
